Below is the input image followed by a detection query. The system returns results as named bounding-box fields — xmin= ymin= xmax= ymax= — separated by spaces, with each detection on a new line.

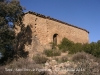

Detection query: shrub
xmin=54 ymin=56 xmax=68 ymax=63
xmin=0 ymin=58 xmax=48 ymax=75
xmin=60 ymin=56 xmax=68 ymax=62
xmin=72 ymin=52 xmax=100 ymax=75
xmin=58 ymin=38 xmax=83 ymax=54
xmin=57 ymin=37 xmax=100 ymax=58
xmin=83 ymin=42 xmax=100 ymax=58
xmin=44 ymin=49 xmax=53 ymax=57
xmin=82 ymin=43 xmax=91 ymax=54
xmin=44 ymin=49 xmax=61 ymax=57
xmin=69 ymin=43 xmax=83 ymax=54
xmin=58 ymin=38 xmax=74 ymax=52
xmin=49 ymin=42 xmax=57 ymax=49
xmin=72 ymin=52 xmax=87 ymax=62
xmin=33 ymin=55 xmax=48 ymax=64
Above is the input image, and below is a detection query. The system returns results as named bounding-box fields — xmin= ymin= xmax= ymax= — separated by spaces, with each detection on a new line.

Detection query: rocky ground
xmin=42 ymin=52 xmax=100 ymax=75
xmin=0 ymin=52 xmax=100 ymax=75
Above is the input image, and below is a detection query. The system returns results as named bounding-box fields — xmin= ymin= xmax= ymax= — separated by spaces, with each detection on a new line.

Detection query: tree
xmin=0 ymin=0 xmax=24 ymax=63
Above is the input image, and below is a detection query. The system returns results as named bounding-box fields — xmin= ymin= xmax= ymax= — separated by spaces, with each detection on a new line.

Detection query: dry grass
xmin=72 ymin=52 xmax=100 ymax=75
xmin=33 ymin=55 xmax=48 ymax=64
xmin=0 ymin=58 xmax=48 ymax=75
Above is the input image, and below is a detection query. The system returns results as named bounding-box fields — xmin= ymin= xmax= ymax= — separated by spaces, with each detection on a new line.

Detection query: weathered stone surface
xmin=23 ymin=12 xmax=89 ymax=44
xmin=43 ymin=59 xmax=100 ymax=75
xmin=44 ymin=60 xmax=75 ymax=75
xmin=15 ymin=11 xmax=89 ymax=58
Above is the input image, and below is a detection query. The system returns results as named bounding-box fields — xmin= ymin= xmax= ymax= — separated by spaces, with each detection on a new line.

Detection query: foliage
xmin=44 ymin=49 xmax=61 ymax=57
xmin=83 ymin=41 xmax=100 ymax=58
xmin=58 ymin=38 xmax=100 ymax=58
xmin=0 ymin=58 xmax=48 ymax=75
xmin=58 ymin=37 xmax=74 ymax=52
xmin=82 ymin=43 xmax=91 ymax=54
xmin=72 ymin=52 xmax=88 ymax=62
xmin=58 ymin=38 xmax=83 ymax=54
xmin=33 ymin=55 xmax=48 ymax=64
xmin=14 ymin=25 xmax=32 ymax=59
xmin=72 ymin=52 xmax=100 ymax=75
xmin=60 ymin=56 xmax=68 ymax=62
xmin=0 ymin=0 xmax=24 ymax=64
xmin=69 ymin=43 xmax=83 ymax=54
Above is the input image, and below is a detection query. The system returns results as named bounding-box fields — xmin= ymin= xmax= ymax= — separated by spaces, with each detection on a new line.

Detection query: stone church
xmin=15 ymin=11 xmax=89 ymax=57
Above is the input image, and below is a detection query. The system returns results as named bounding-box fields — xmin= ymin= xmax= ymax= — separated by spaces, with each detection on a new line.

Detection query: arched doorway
xmin=53 ymin=34 xmax=58 ymax=46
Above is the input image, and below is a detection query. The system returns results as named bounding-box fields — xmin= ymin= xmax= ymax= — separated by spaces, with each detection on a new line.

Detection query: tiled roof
xmin=24 ymin=11 xmax=89 ymax=33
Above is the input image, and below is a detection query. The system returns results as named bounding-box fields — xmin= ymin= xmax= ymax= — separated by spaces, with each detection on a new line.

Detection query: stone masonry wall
xmin=15 ymin=12 xmax=89 ymax=58
xmin=23 ymin=13 xmax=89 ymax=45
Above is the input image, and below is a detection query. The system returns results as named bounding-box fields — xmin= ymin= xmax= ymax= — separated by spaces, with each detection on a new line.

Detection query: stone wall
xmin=15 ymin=11 xmax=89 ymax=58
xmin=23 ymin=12 xmax=89 ymax=44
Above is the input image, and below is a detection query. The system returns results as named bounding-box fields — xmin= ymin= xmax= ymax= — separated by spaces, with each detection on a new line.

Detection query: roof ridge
xmin=24 ymin=11 xmax=89 ymax=33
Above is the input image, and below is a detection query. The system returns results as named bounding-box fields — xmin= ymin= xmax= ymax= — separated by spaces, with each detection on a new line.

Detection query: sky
xmin=20 ymin=0 xmax=100 ymax=43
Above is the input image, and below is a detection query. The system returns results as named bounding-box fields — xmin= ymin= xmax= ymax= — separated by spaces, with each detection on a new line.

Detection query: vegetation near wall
xmin=44 ymin=49 xmax=61 ymax=57
xmin=0 ymin=0 xmax=33 ymax=64
xmin=0 ymin=0 xmax=100 ymax=75
xmin=43 ymin=37 xmax=100 ymax=58
xmin=0 ymin=58 xmax=48 ymax=75
xmin=0 ymin=0 xmax=25 ymax=64
xmin=58 ymin=37 xmax=100 ymax=58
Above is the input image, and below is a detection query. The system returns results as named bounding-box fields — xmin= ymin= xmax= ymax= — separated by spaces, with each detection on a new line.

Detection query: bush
xmin=72 ymin=52 xmax=100 ymax=75
xmin=0 ymin=58 xmax=48 ymax=75
xmin=72 ymin=52 xmax=87 ymax=62
xmin=83 ymin=43 xmax=91 ymax=54
xmin=44 ymin=49 xmax=61 ymax=57
xmin=69 ymin=43 xmax=83 ymax=54
xmin=83 ymin=42 xmax=100 ymax=58
xmin=58 ymin=37 xmax=100 ymax=58
xmin=55 ymin=56 xmax=68 ymax=63
xmin=60 ymin=56 xmax=68 ymax=62
xmin=58 ymin=38 xmax=74 ymax=52
xmin=58 ymin=38 xmax=83 ymax=54
xmin=33 ymin=55 xmax=48 ymax=64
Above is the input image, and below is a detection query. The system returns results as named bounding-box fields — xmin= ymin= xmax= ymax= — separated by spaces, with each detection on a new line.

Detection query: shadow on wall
xmin=14 ymin=25 xmax=32 ymax=58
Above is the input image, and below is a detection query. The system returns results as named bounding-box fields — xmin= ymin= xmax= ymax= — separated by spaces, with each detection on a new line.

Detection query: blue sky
xmin=20 ymin=0 xmax=100 ymax=43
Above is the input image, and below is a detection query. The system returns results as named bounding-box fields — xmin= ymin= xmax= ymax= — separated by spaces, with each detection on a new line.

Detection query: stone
xmin=15 ymin=11 xmax=89 ymax=58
